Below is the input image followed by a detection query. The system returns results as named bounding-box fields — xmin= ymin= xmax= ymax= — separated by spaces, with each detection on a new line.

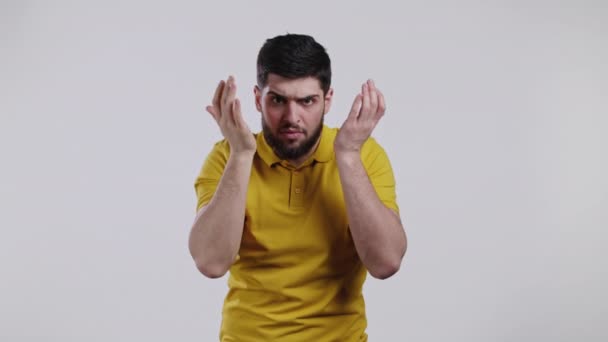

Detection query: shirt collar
xmin=256 ymin=124 xmax=334 ymax=168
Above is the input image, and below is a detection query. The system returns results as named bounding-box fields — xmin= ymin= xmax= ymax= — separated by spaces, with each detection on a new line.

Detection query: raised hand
xmin=335 ymin=79 xmax=386 ymax=154
xmin=206 ymin=76 xmax=257 ymax=154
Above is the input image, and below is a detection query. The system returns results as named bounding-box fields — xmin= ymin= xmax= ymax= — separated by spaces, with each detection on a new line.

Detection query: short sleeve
xmin=194 ymin=140 xmax=230 ymax=211
xmin=361 ymin=137 xmax=399 ymax=214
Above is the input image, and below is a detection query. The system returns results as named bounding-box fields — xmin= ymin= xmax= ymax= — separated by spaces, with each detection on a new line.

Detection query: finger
xmin=370 ymin=93 xmax=385 ymax=130
xmin=377 ymin=90 xmax=386 ymax=119
xmin=347 ymin=94 xmax=362 ymax=121
xmin=206 ymin=105 xmax=220 ymax=122
xmin=232 ymin=99 xmax=241 ymax=127
xmin=368 ymin=79 xmax=379 ymax=116
xmin=212 ymin=80 xmax=225 ymax=114
xmin=231 ymin=99 xmax=240 ymax=127
xmin=361 ymin=82 xmax=371 ymax=121
xmin=233 ymin=98 xmax=249 ymax=129
xmin=220 ymin=76 xmax=232 ymax=111
xmin=223 ymin=76 xmax=237 ymax=108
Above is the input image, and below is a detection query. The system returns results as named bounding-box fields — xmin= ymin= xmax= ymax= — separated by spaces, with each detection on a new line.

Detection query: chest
xmin=241 ymin=161 xmax=351 ymax=260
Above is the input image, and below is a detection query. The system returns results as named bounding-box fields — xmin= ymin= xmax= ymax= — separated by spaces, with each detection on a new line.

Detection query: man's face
xmin=255 ymin=74 xmax=333 ymax=162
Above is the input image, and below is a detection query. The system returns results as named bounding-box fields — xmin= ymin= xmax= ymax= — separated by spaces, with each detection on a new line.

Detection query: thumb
xmin=206 ymin=105 xmax=219 ymax=122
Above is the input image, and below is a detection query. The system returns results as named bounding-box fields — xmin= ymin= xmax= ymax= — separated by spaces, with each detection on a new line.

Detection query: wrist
xmin=230 ymin=150 xmax=256 ymax=162
xmin=334 ymin=149 xmax=361 ymax=164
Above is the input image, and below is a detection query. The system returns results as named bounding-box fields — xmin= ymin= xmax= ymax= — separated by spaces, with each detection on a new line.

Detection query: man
xmin=189 ymin=34 xmax=407 ymax=341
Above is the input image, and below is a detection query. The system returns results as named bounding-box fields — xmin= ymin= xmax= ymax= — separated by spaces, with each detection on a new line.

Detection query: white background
xmin=1 ymin=1 xmax=607 ymax=341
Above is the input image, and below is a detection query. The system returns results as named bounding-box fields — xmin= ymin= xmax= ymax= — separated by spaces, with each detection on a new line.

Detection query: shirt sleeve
xmin=193 ymin=140 xmax=230 ymax=211
xmin=361 ymin=137 xmax=400 ymax=214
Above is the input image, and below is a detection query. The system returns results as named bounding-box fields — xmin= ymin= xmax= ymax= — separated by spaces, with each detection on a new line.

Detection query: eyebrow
xmin=267 ymin=91 xmax=320 ymax=101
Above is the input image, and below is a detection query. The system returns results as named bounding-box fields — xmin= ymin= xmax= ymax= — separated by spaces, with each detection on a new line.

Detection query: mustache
xmin=279 ymin=124 xmax=305 ymax=133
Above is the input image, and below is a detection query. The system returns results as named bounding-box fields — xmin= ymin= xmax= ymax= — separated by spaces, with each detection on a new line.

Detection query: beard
xmin=262 ymin=113 xmax=324 ymax=161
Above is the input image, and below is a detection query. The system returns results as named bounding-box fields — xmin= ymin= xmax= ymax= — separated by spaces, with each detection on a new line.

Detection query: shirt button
xmin=295 ymin=188 xmax=302 ymax=194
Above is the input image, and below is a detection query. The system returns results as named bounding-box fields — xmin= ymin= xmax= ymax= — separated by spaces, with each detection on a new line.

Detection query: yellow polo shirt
xmin=194 ymin=125 xmax=398 ymax=341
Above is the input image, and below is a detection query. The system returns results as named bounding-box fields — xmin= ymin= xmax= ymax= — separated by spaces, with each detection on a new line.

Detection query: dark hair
xmin=256 ymin=33 xmax=332 ymax=94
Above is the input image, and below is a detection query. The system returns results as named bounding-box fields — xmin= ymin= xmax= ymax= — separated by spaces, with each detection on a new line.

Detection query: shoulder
xmin=361 ymin=135 xmax=385 ymax=155
xmin=329 ymin=126 xmax=385 ymax=153
xmin=204 ymin=138 xmax=233 ymax=164
xmin=361 ymin=136 xmax=392 ymax=171
xmin=198 ymin=138 xmax=231 ymax=178
xmin=211 ymin=138 xmax=231 ymax=154
xmin=365 ymin=137 xmax=387 ymax=159
xmin=329 ymin=126 xmax=389 ymax=164
xmin=324 ymin=126 xmax=340 ymax=138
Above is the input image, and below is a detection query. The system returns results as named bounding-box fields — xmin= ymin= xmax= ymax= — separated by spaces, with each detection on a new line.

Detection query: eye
xmin=300 ymin=97 xmax=315 ymax=106
xmin=271 ymin=96 xmax=285 ymax=104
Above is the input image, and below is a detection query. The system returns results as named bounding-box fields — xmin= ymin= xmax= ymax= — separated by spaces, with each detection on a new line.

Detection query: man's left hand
xmin=335 ymin=79 xmax=386 ymax=155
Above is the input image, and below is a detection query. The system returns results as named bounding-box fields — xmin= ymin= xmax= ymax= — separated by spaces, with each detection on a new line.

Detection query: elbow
xmin=194 ymin=259 xmax=229 ymax=279
xmin=190 ymin=243 xmax=231 ymax=279
xmin=369 ymin=215 xmax=407 ymax=280
xmin=189 ymin=243 xmax=234 ymax=278
xmin=369 ymin=258 xmax=402 ymax=280
xmin=368 ymin=244 xmax=406 ymax=280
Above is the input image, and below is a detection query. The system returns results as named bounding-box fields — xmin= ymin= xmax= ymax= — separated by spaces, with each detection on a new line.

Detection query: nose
xmin=282 ymin=101 xmax=300 ymax=124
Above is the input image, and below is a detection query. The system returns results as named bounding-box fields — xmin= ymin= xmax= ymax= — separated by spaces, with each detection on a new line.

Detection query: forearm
xmin=189 ymin=151 xmax=254 ymax=278
xmin=336 ymin=152 xmax=407 ymax=279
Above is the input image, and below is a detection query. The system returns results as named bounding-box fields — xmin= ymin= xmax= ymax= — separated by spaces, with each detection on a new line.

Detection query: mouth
xmin=279 ymin=128 xmax=304 ymax=139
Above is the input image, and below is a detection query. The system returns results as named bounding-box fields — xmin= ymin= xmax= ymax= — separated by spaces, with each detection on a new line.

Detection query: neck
xmin=287 ymin=137 xmax=322 ymax=168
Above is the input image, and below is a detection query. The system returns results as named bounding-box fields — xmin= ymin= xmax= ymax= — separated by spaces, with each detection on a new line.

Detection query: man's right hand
xmin=205 ymin=76 xmax=256 ymax=154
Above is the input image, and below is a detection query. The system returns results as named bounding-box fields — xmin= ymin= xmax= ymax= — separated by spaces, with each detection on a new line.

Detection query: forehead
xmin=263 ymin=74 xmax=323 ymax=97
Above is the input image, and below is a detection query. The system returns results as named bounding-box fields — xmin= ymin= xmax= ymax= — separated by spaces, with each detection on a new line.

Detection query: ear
xmin=323 ymin=88 xmax=334 ymax=115
xmin=254 ymin=85 xmax=262 ymax=112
